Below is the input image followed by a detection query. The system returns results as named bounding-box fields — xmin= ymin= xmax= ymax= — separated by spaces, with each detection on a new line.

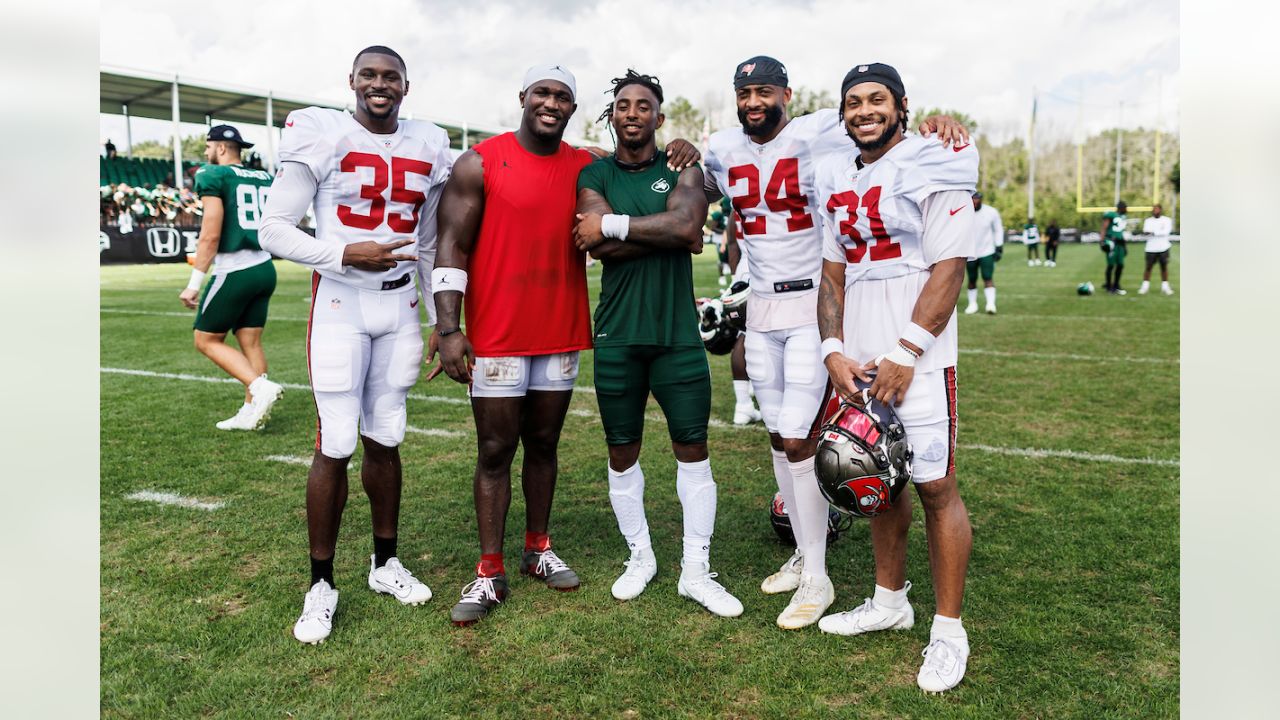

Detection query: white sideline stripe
xmin=406 ymin=426 xmax=466 ymax=438
xmin=987 ymin=314 xmax=1146 ymax=323
xmin=103 ymin=366 xmax=1175 ymax=468
xmin=264 ymin=454 xmax=311 ymax=466
xmin=961 ymin=348 xmax=1177 ymax=365
xmin=962 ymin=444 xmax=1179 ymax=467
xmin=102 ymin=307 xmax=309 ymax=322
xmin=125 ymin=490 xmax=224 ymax=511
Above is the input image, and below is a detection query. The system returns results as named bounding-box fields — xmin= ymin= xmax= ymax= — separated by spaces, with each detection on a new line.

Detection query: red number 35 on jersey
xmin=336 ymin=152 xmax=433 ymax=233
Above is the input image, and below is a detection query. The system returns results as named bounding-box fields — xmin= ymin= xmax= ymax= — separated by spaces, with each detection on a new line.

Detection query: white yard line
xmin=406 ymin=426 xmax=467 ymax=438
xmin=962 ymin=443 xmax=1179 ymax=467
xmin=960 ymin=348 xmax=1178 ymax=365
xmin=125 ymin=490 xmax=224 ymax=511
xmin=103 ymin=366 xmax=1176 ymax=468
xmin=102 ymin=307 xmax=309 ymax=322
xmin=264 ymin=454 xmax=311 ymax=466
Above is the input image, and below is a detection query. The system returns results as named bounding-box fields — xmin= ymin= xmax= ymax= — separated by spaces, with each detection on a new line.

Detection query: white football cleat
xmin=215 ymin=403 xmax=255 ymax=431
xmin=1161 ymin=284 xmax=1174 ymax=295
xmin=1027 ymin=259 xmax=1034 ymax=267
xmin=293 ymin=580 xmax=339 ymax=645
xmin=963 ymin=304 xmax=978 ymax=315
xmin=733 ymin=404 xmax=762 ymax=425
xmin=246 ymin=375 xmax=284 ymax=429
xmin=917 ymin=636 xmax=970 ymax=693
xmin=1138 ymin=282 xmax=1150 ymax=295
xmin=678 ymin=561 xmax=743 ymax=617
xmin=368 ymin=556 xmax=432 ymax=605
xmin=985 ymin=305 xmax=997 ymax=315
xmin=776 ymin=575 xmax=835 ymax=630
xmin=761 ymin=550 xmax=803 ymax=594
xmin=611 ymin=548 xmax=657 ymax=600
xmin=818 ymin=582 xmax=914 ymax=636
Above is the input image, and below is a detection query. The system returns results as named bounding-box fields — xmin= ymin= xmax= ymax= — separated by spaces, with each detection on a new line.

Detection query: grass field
xmin=100 ymin=243 xmax=1179 ymax=719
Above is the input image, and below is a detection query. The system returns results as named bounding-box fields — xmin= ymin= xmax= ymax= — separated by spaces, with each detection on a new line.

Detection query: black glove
xmin=993 ymin=248 xmax=1003 ymax=262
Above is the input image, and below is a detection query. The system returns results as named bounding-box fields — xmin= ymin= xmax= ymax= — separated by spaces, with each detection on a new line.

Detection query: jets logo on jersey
xmin=740 ymin=63 xmax=756 ymax=75
xmin=651 ymin=178 xmax=670 ymax=193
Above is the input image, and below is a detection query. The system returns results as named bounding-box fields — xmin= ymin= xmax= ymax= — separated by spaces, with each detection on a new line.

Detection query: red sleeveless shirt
xmin=466 ymin=133 xmax=594 ymax=357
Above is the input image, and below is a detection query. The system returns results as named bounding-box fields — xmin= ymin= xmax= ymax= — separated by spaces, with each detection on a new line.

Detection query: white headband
xmin=522 ymin=64 xmax=577 ymax=101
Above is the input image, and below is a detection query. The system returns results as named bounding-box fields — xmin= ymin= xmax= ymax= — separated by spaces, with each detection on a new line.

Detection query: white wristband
xmin=430 ymin=267 xmax=467 ymax=295
xmin=875 ymin=345 xmax=917 ymax=368
xmin=899 ymin=321 xmax=936 ymax=355
xmin=821 ymin=338 xmax=845 ymax=360
xmin=186 ymin=269 xmax=206 ymax=291
xmin=601 ymin=213 xmax=631 ymax=241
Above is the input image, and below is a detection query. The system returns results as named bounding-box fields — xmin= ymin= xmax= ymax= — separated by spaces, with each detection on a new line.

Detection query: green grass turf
xmin=100 ymin=243 xmax=1179 ymax=718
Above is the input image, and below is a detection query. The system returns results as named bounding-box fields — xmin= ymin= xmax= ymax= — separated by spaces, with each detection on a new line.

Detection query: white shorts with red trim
xmin=307 ymin=273 xmax=423 ymax=459
xmin=469 ymin=352 xmax=580 ymax=398
xmin=894 ymin=366 xmax=958 ymax=483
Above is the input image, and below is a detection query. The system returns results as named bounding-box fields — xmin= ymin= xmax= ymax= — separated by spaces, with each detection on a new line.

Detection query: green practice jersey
xmin=1103 ymin=211 xmax=1129 ymax=241
xmin=193 ymin=164 xmax=273 ymax=253
xmin=577 ymin=151 xmax=700 ymax=348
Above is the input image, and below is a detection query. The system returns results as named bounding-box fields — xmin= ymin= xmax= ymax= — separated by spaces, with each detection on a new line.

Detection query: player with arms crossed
xmin=179 ymin=124 xmax=283 ymax=431
xmin=703 ymin=55 xmax=966 ymax=630
xmin=259 ymin=46 xmax=452 ymax=644
xmin=433 ymin=65 xmax=702 ymax=626
xmin=963 ymin=191 xmax=1002 ymax=315
xmin=814 ymin=63 xmax=977 ymax=693
xmin=1139 ymin=203 xmax=1174 ymax=295
xmin=573 ymin=70 xmax=742 ymax=617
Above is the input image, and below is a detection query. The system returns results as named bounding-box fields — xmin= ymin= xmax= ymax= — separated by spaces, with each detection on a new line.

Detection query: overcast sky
xmin=100 ymin=0 xmax=1178 ymax=150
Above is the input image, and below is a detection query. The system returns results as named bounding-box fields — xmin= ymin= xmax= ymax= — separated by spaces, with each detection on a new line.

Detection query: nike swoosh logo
xmin=286 ymin=120 xmax=294 ymax=127
xmin=410 ymin=299 xmax=419 ymax=308
xmin=952 ymin=143 xmax=970 ymax=152
xmin=950 ymin=206 xmax=965 ymax=216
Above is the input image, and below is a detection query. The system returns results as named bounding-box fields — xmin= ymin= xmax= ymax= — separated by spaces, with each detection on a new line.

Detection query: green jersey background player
xmin=573 ymin=69 xmax=743 ymax=618
xmin=1101 ymin=200 xmax=1129 ymax=294
xmin=178 ymin=124 xmax=282 ymax=430
xmin=1022 ymin=219 xmax=1041 ymax=266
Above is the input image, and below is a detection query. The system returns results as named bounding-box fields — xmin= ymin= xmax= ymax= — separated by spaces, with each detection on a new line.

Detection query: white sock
xmin=788 ymin=455 xmax=828 ymax=581
xmin=733 ymin=380 xmax=753 ymax=407
xmin=966 ymin=288 xmax=977 ymax=307
xmin=1140 ymin=280 xmax=1150 ymax=291
xmin=931 ymin=614 xmax=968 ymax=645
xmin=608 ymin=462 xmax=652 ymax=553
xmin=873 ymin=583 xmax=909 ymax=609
xmin=984 ymin=286 xmax=996 ymax=308
xmin=1162 ymin=281 xmax=1171 ymax=290
xmin=676 ymin=459 xmax=716 ymax=565
xmin=770 ymin=449 xmax=802 ymax=550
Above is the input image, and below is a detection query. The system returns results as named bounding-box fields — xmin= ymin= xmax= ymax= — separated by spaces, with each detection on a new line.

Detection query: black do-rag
xmin=734 ymin=55 xmax=788 ymax=89
xmin=841 ymin=62 xmax=905 ymax=100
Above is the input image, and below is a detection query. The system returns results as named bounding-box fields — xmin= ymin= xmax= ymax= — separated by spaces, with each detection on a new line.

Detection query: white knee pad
xmin=608 ymin=463 xmax=651 ymax=551
xmin=317 ymin=402 xmax=360 ymax=459
xmin=676 ymin=460 xmax=718 ymax=539
xmin=745 ymin=330 xmax=784 ymax=433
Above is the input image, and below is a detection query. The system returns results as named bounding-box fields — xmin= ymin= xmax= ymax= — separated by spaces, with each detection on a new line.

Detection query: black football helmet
xmin=721 ymin=280 xmax=749 ymax=331
xmin=697 ymin=297 xmax=740 ymax=355
xmin=814 ymin=384 xmax=913 ymax=518
xmin=769 ymin=492 xmax=854 ymax=546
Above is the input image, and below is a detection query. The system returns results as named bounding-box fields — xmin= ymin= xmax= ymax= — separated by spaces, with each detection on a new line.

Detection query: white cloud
xmin=101 ymin=0 xmax=1178 ymax=146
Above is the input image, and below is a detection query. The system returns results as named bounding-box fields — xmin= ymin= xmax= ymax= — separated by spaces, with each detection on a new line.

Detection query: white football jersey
xmin=705 ymin=109 xmax=852 ymax=306
xmin=816 ymin=134 xmax=979 ymax=373
xmin=1143 ymin=215 xmax=1174 ymax=253
xmin=277 ymin=107 xmax=453 ymax=291
xmin=970 ymin=203 xmax=1003 ymax=259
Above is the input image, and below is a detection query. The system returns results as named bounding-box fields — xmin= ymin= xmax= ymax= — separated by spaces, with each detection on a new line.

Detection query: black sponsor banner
xmin=98 ymin=224 xmax=313 ymax=264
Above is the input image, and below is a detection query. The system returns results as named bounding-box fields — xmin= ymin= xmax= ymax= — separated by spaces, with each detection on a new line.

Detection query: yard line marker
xmin=103 ymin=366 xmax=1176 ymax=468
xmin=264 ymin=454 xmax=311 ymax=466
xmin=101 ymin=304 xmax=308 ymax=319
xmin=101 ymin=367 xmax=474 ymax=405
xmin=125 ymin=490 xmax=224 ymax=511
xmin=962 ymin=444 xmax=1179 ymax=467
xmin=406 ymin=426 xmax=467 ymax=438
xmin=960 ymin=348 xmax=1178 ymax=365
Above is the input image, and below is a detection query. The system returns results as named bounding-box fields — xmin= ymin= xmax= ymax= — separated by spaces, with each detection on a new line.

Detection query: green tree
xmin=129 ymin=133 xmax=209 ymax=162
xmin=657 ymin=96 xmax=706 ymax=147
xmin=913 ymin=107 xmax=979 ymax=136
xmin=789 ymin=87 xmax=835 ymax=117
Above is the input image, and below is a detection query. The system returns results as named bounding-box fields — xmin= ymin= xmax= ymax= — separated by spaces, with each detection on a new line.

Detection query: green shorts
xmin=1106 ymin=241 xmax=1127 ymax=266
xmin=193 ymin=260 xmax=277 ymax=333
xmin=966 ymin=255 xmax=996 ymax=283
xmin=593 ymin=344 xmax=711 ymax=446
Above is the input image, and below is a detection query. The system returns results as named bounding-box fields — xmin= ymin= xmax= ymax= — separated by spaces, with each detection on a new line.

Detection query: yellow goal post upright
xmin=1074 ymin=89 xmax=1164 ymax=215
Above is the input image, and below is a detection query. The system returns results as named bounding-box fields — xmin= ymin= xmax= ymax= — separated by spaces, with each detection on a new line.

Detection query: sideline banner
xmin=99 ymin=224 xmax=313 ymax=264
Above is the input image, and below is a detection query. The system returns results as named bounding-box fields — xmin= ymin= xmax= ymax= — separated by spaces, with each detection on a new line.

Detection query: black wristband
xmin=437 ymin=326 xmax=462 ymax=337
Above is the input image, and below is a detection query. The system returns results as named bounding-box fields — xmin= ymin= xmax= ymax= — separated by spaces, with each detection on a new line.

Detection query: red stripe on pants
xmin=944 ymin=366 xmax=958 ymax=477
xmin=307 ymin=272 xmax=322 ymax=452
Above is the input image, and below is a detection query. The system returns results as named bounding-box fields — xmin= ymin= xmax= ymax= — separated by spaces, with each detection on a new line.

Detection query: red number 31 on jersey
xmin=826 ymin=186 xmax=902 ymax=263
xmin=336 ymin=152 xmax=433 ymax=233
